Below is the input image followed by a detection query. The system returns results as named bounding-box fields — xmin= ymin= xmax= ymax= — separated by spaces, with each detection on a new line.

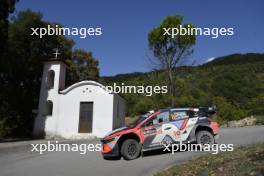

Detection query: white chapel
xmin=33 ymin=59 xmax=126 ymax=139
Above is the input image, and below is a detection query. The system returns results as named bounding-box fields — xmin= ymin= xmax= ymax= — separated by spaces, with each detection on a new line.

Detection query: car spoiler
xmin=197 ymin=106 xmax=217 ymax=116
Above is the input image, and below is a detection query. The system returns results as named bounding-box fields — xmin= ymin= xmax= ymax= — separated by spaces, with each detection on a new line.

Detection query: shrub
xmin=213 ymin=97 xmax=247 ymax=121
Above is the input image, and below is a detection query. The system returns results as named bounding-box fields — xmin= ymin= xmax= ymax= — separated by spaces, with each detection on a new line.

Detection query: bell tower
xmin=33 ymin=49 xmax=67 ymax=138
xmin=41 ymin=59 xmax=67 ymax=92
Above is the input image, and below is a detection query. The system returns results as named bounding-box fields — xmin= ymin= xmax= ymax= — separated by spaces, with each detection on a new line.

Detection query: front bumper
xmin=101 ymin=138 xmax=120 ymax=158
xmin=101 ymin=144 xmax=120 ymax=157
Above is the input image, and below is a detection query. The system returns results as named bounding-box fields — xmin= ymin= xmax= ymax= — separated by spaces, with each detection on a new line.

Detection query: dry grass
xmin=155 ymin=143 xmax=264 ymax=176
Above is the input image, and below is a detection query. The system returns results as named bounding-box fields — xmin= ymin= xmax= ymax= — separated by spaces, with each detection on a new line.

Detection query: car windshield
xmin=128 ymin=112 xmax=151 ymax=128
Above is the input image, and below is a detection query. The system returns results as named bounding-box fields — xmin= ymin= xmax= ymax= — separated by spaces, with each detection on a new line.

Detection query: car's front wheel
xmin=121 ymin=139 xmax=141 ymax=160
xmin=196 ymin=130 xmax=215 ymax=145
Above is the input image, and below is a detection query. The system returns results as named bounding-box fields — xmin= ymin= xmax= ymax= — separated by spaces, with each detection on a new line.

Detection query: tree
xmin=249 ymin=94 xmax=264 ymax=115
xmin=0 ymin=10 xmax=101 ymax=138
xmin=66 ymin=49 xmax=99 ymax=86
xmin=148 ymin=15 xmax=196 ymax=106
xmin=213 ymin=97 xmax=247 ymax=121
xmin=0 ymin=0 xmax=19 ymax=55
xmin=0 ymin=10 xmax=75 ymax=137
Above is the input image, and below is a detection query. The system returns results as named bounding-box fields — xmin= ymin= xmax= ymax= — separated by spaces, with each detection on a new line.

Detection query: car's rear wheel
xmin=121 ymin=139 xmax=140 ymax=160
xmin=196 ymin=130 xmax=215 ymax=145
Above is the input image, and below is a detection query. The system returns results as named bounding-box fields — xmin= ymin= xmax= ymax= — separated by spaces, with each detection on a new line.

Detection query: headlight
xmin=102 ymin=136 xmax=119 ymax=144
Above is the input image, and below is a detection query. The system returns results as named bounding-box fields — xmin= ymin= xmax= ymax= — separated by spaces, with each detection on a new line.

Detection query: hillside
xmin=100 ymin=53 xmax=264 ymax=122
xmin=205 ymin=53 xmax=264 ymax=66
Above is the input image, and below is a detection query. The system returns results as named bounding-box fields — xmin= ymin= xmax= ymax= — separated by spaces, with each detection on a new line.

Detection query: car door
xmin=162 ymin=110 xmax=197 ymax=142
xmin=140 ymin=111 xmax=169 ymax=149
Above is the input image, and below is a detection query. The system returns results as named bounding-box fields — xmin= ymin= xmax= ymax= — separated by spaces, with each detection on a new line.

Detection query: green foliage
xmin=101 ymin=53 xmax=264 ymax=122
xmin=0 ymin=102 xmax=21 ymax=137
xmin=213 ymin=97 xmax=247 ymax=121
xmin=0 ymin=0 xmax=19 ymax=55
xmin=148 ymin=15 xmax=196 ymax=106
xmin=255 ymin=115 xmax=264 ymax=125
xmin=133 ymin=97 xmax=155 ymax=115
xmin=66 ymin=49 xmax=100 ymax=86
xmin=206 ymin=53 xmax=264 ymax=66
xmin=249 ymin=94 xmax=264 ymax=115
xmin=0 ymin=10 xmax=100 ymax=138
xmin=0 ymin=10 xmax=76 ymax=138
xmin=148 ymin=15 xmax=196 ymax=58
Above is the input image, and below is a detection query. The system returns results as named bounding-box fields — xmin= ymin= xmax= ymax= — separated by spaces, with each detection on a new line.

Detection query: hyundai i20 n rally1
xmin=101 ymin=106 xmax=219 ymax=160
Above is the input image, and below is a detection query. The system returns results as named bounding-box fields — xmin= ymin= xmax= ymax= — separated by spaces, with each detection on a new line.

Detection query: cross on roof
xmin=53 ymin=48 xmax=61 ymax=59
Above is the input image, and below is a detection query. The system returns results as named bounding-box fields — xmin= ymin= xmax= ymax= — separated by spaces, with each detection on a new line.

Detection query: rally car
xmin=101 ymin=106 xmax=219 ymax=160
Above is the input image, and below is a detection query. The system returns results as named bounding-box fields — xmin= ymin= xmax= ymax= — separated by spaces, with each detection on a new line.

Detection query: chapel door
xmin=78 ymin=102 xmax=93 ymax=133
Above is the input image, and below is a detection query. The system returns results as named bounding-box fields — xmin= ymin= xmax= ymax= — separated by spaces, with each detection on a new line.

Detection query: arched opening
xmin=45 ymin=100 xmax=53 ymax=116
xmin=46 ymin=70 xmax=55 ymax=89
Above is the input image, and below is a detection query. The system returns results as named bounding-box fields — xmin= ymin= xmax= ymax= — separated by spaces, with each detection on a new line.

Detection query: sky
xmin=15 ymin=0 xmax=264 ymax=76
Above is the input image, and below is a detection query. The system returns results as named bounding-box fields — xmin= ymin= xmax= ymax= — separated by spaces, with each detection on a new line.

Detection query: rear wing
xmin=197 ymin=106 xmax=217 ymax=117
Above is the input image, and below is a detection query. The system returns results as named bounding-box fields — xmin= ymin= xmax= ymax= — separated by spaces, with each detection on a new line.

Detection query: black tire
xmin=196 ymin=130 xmax=215 ymax=145
xmin=121 ymin=139 xmax=141 ymax=160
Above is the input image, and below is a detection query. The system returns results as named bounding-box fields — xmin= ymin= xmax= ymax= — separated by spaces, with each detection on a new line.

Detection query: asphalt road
xmin=1 ymin=126 xmax=264 ymax=176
